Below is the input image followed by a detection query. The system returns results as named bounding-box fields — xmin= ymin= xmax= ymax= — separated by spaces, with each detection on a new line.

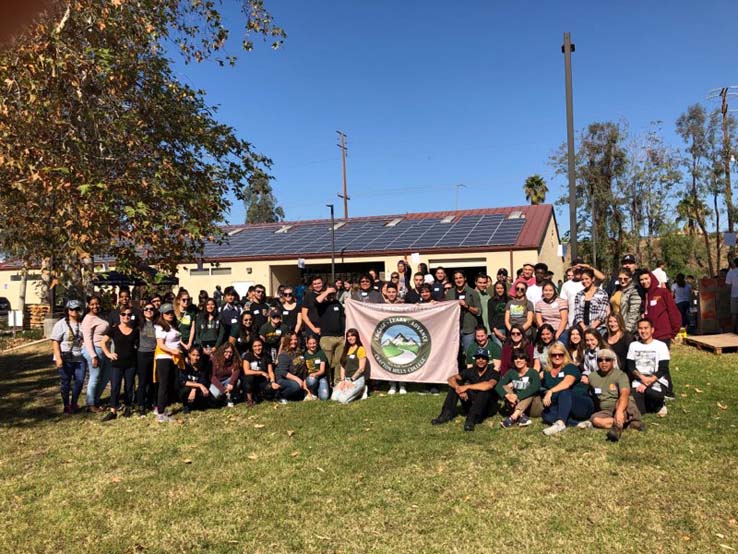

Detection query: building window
xmin=189 ymin=269 xmax=210 ymax=276
xmin=211 ymin=267 xmax=232 ymax=276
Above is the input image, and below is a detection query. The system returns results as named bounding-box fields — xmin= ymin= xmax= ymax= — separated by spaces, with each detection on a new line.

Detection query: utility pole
xmin=562 ymin=32 xmax=578 ymax=263
xmin=336 ymin=131 xmax=349 ymax=219
xmin=326 ymin=204 xmax=336 ymax=283
xmin=708 ymin=86 xmax=738 ymax=261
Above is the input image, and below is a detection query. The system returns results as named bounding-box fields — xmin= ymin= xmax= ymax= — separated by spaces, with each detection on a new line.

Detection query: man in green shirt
xmin=445 ymin=270 xmax=481 ymax=369
xmin=474 ymin=273 xmax=490 ymax=334
xmin=584 ymin=348 xmax=643 ymax=441
xmin=465 ymin=326 xmax=501 ymax=369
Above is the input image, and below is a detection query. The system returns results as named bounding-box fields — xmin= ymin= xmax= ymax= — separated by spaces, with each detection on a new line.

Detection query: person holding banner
xmin=330 ymin=329 xmax=369 ymax=404
xmin=431 ymin=348 xmax=500 ymax=432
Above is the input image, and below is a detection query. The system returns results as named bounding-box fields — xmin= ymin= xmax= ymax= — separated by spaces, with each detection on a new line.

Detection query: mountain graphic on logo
xmin=382 ymin=332 xmax=419 ymax=347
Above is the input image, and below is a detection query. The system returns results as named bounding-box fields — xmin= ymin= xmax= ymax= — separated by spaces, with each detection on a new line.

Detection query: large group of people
xmin=50 ymin=253 xmax=688 ymax=440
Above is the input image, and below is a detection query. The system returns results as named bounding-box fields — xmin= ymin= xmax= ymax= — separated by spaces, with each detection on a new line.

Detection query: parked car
xmin=0 ymin=297 xmax=11 ymax=316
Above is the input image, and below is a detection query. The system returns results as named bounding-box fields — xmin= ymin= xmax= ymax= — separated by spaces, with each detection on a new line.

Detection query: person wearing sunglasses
xmin=249 ymin=285 xmax=271 ymax=331
xmin=153 ymin=303 xmax=184 ymax=422
xmin=173 ymin=288 xmax=197 ymax=352
xmin=277 ymin=287 xmax=302 ymax=334
xmin=497 ymin=348 xmax=541 ymax=428
xmin=50 ymin=299 xmax=86 ymax=415
xmin=540 ymin=343 xmax=593 ymax=436
xmin=582 ymin=348 xmax=643 ymax=441
xmin=230 ymin=311 xmax=255 ymax=358
xmin=99 ymin=307 xmax=140 ymax=421
xmin=499 ymin=323 xmax=534 ymax=376
xmin=136 ymin=301 xmax=158 ymax=415
xmin=504 ymin=282 xmax=534 ymax=339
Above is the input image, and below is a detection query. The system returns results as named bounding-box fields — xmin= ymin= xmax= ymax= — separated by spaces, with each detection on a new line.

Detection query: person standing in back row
xmin=218 ymin=286 xmax=241 ymax=338
xmin=445 ymin=271 xmax=481 ymax=367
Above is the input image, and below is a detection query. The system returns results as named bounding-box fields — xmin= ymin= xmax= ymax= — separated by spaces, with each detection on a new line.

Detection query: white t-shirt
xmin=725 ymin=268 xmax=738 ymax=298
xmin=526 ymin=284 xmax=543 ymax=305
xmin=154 ymin=324 xmax=182 ymax=359
xmin=627 ymin=339 xmax=670 ymax=390
xmin=559 ymin=279 xmax=584 ymax=326
xmin=51 ymin=318 xmax=84 ymax=359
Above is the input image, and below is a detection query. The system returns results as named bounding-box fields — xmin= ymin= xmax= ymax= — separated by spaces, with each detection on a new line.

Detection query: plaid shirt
xmin=573 ymin=287 xmax=610 ymax=328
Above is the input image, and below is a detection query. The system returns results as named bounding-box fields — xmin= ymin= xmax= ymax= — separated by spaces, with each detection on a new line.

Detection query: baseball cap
xmin=622 ymin=254 xmax=637 ymax=264
xmin=160 ymin=303 xmax=174 ymax=314
xmin=65 ymin=299 xmax=82 ymax=310
xmin=473 ymin=348 xmax=490 ymax=359
xmin=497 ymin=268 xmax=508 ymax=276
xmin=269 ymin=307 xmax=282 ymax=317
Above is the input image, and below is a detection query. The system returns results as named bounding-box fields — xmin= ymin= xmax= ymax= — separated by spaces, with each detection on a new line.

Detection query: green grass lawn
xmin=1 ymin=342 xmax=738 ymax=553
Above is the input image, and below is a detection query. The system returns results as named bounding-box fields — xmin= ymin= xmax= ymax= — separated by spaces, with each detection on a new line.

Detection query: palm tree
xmin=523 ymin=174 xmax=548 ymax=205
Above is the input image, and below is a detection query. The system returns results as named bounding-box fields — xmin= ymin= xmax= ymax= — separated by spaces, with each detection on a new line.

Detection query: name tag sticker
xmin=459 ymin=295 xmax=466 ymax=300
xmin=253 ymin=310 xmax=260 ymax=315
xmin=231 ymin=318 xmax=238 ymax=324
xmin=283 ymin=310 xmax=289 ymax=315
xmin=333 ymin=306 xmax=340 ymax=311
xmin=250 ymin=362 xmax=258 ymax=370
xmin=349 ymin=354 xmax=356 ymax=359
xmin=276 ymin=329 xmax=282 ymax=335
xmin=361 ymin=292 xmax=368 ymax=297
xmin=594 ymin=387 xmax=602 ymax=395
xmin=649 ymin=300 xmax=657 ymax=306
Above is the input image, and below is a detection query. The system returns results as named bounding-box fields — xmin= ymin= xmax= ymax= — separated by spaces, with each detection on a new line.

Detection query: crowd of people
xmin=50 ymin=253 xmax=689 ymax=440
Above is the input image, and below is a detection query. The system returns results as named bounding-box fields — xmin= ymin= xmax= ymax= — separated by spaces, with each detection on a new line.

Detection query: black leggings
xmin=136 ymin=351 xmax=155 ymax=409
xmin=156 ymin=358 xmax=176 ymax=413
xmin=631 ymin=385 xmax=665 ymax=414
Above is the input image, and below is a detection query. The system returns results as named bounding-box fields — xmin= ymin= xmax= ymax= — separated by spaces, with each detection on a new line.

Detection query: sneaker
xmin=388 ymin=384 xmax=397 ymax=395
xmin=428 ymin=386 xmax=440 ymax=395
xmin=518 ymin=414 xmax=531 ymax=427
xmin=226 ymin=400 xmax=235 ymax=408
xmin=360 ymin=386 xmax=369 ymax=400
xmin=500 ymin=416 xmax=515 ymax=429
xmin=153 ymin=407 xmax=160 ymax=416
xmin=399 ymin=385 xmax=407 ymax=395
xmin=657 ymin=405 xmax=668 ymax=418
xmin=543 ymin=420 xmax=566 ymax=436
xmin=576 ymin=420 xmax=593 ymax=429
xmin=182 ymin=405 xmax=192 ymax=414
xmin=101 ymin=411 xmax=117 ymax=422
xmin=606 ymin=426 xmax=622 ymax=442
xmin=157 ymin=413 xmax=172 ymax=423
xmin=278 ymin=399 xmax=288 ymax=405
xmin=123 ymin=406 xmax=132 ymax=418
xmin=431 ymin=415 xmax=452 ymax=426
xmin=303 ymin=394 xmax=317 ymax=402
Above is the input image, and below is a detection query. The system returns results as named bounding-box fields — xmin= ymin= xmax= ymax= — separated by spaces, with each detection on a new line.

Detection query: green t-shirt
xmin=259 ymin=322 xmax=288 ymax=350
xmin=304 ymin=349 xmax=328 ymax=375
xmin=465 ymin=340 xmax=502 ymax=366
xmin=495 ymin=367 xmax=540 ymax=400
xmin=177 ymin=309 xmax=197 ymax=342
xmin=588 ymin=367 xmax=629 ymax=411
xmin=541 ymin=363 xmax=588 ymax=399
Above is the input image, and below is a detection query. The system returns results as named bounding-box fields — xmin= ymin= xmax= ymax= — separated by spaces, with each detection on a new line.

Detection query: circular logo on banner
xmin=371 ymin=316 xmax=431 ymax=375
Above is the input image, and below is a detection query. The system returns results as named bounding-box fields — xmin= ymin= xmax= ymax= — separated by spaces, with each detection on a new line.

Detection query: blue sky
xmin=171 ymin=0 xmax=738 ymax=231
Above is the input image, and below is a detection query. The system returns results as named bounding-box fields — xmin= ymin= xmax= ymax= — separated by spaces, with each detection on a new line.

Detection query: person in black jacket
xmin=178 ymin=346 xmax=211 ymax=413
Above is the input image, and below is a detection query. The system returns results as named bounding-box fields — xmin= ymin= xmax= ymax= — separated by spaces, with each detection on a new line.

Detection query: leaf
xmin=694 ymin=388 xmax=704 ymax=393
xmin=183 ymin=459 xmax=192 ymax=464
xmin=718 ymin=402 xmax=728 ymax=410
xmin=254 ymin=424 xmax=265 ymax=429
xmin=247 ymin=453 xmax=258 ymax=460
xmin=111 ymin=476 xmax=122 ymax=483
xmin=719 ymin=545 xmax=735 ymax=551
xmin=286 ymin=430 xmax=295 ymax=437
xmin=290 ymin=451 xmax=299 ymax=458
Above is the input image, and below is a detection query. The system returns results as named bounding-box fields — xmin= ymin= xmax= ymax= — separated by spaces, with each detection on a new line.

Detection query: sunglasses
xmin=510 ymin=331 xmax=522 ymax=336
xmin=360 ymin=280 xmax=371 ymax=283
xmin=516 ymin=287 xmax=526 ymax=292
xmin=512 ymin=356 xmax=527 ymax=361
xmin=597 ymin=358 xmax=614 ymax=363
xmin=255 ymin=289 xmax=265 ymax=294
xmin=121 ymin=312 xmax=133 ymax=317
xmin=143 ymin=307 xmax=154 ymax=311
xmin=283 ymin=292 xmax=294 ymax=296
xmin=181 ymin=298 xmax=190 ymax=302
xmin=550 ymin=353 xmax=565 ymax=358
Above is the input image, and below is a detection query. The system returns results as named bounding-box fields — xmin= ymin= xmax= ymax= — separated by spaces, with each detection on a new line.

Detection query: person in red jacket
xmin=639 ymin=271 xmax=681 ymax=347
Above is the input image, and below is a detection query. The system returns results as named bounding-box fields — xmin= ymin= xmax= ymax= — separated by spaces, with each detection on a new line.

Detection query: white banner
xmin=345 ymin=299 xmax=460 ymax=383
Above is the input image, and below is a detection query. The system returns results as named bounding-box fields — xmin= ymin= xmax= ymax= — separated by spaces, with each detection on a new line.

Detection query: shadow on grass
xmin=0 ymin=347 xmax=66 ymax=427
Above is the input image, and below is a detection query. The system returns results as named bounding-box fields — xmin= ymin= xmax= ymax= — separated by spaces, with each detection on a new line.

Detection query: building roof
xmin=204 ymin=204 xmax=556 ymax=262
xmin=0 ymin=205 xmax=557 ymax=270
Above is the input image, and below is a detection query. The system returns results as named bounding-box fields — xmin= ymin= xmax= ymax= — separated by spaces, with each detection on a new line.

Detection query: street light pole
xmin=562 ymin=32 xmax=578 ymax=262
xmin=326 ymin=203 xmax=336 ymax=284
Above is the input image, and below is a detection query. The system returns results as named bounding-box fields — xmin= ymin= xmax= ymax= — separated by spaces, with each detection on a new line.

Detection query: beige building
xmin=0 ymin=204 xmax=563 ymax=317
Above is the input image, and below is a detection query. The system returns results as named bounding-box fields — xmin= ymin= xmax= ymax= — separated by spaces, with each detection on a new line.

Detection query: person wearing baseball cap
xmin=50 ymin=299 xmax=86 ymax=414
xmin=496 ymin=267 xmax=509 ymax=284
xmin=431 ymin=347 xmax=500 ymax=432
xmin=260 ymin=308 xmax=288 ymax=359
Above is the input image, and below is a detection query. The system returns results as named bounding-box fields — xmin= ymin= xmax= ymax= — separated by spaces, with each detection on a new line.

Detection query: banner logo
xmin=371 ymin=316 xmax=431 ymax=374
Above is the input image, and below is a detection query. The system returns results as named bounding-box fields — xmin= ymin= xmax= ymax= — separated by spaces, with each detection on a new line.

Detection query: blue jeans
xmin=306 ymin=374 xmax=329 ymax=400
xmin=110 ymin=365 xmax=136 ymax=408
xmin=330 ymin=376 xmax=365 ymax=404
xmin=59 ymin=359 xmax=86 ymax=407
xmin=83 ymin=346 xmax=110 ymax=407
xmin=276 ymin=377 xmax=303 ymax=401
xmin=542 ymin=389 xmax=594 ymax=426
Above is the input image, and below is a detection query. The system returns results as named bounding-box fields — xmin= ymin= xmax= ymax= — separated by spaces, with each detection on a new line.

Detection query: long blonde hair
xmin=546 ymin=342 xmax=572 ymax=370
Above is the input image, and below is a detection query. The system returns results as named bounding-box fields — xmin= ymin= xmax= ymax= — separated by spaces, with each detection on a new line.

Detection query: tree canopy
xmin=0 ymin=0 xmax=284 ymax=292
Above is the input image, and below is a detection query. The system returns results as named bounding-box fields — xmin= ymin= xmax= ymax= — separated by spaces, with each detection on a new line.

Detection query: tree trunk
xmin=696 ymin=217 xmax=715 ymax=277
xmin=17 ymin=263 xmax=28 ymax=332
xmin=714 ymin=191 xmax=721 ymax=270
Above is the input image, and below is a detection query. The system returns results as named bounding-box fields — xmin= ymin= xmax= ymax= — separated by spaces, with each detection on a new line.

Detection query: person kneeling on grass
xmin=273 ymin=332 xmax=307 ymax=404
xmin=331 ymin=328 xmax=369 ymax=404
xmin=209 ymin=343 xmax=242 ymax=407
xmin=579 ymin=348 xmax=643 ymax=441
xmin=431 ymin=348 xmax=500 ymax=432
xmin=178 ymin=346 xmax=211 ymax=414
xmin=303 ymin=336 xmax=330 ymax=400
xmin=497 ymin=348 xmax=541 ymax=428
xmin=541 ymin=342 xmax=594 ymax=436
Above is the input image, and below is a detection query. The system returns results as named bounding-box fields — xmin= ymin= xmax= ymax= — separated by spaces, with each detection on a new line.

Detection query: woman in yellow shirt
xmin=330 ymin=328 xmax=369 ymax=404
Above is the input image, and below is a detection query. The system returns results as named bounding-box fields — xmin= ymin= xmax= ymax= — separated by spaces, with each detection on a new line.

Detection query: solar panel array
xmin=204 ymin=214 xmax=526 ymax=258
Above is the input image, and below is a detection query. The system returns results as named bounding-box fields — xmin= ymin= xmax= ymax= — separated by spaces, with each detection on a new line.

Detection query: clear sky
xmin=171 ymin=0 xmax=738 ymax=231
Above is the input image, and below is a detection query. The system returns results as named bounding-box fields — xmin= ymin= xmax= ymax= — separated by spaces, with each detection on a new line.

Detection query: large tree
xmin=244 ymin=172 xmax=285 ymax=223
xmin=0 ymin=0 xmax=285 ymax=304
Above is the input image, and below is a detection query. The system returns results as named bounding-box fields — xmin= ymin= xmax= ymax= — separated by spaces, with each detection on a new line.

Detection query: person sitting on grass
xmin=497 ymin=348 xmax=541 ymax=428
xmin=209 ymin=343 xmax=242 ymax=407
xmin=273 ymin=332 xmax=307 ymax=404
xmin=51 ymin=299 xmax=86 ymax=415
xmin=532 ymin=323 xmax=559 ymax=372
xmin=626 ymin=318 xmax=672 ymax=418
xmin=331 ymin=328 xmax=370 ymax=404
xmin=303 ymin=335 xmax=330 ymax=401
xmin=581 ymin=328 xmax=606 ymax=381
xmin=241 ymin=338 xmax=277 ymax=408
xmin=499 ymin=323 xmax=534 ymax=376
xmin=178 ymin=346 xmax=211 ymax=414
xmin=541 ymin=342 xmax=594 ymax=436
xmin=465 ymin=326 xmax=501 ymax=369
xmin=580 ymin=348 xmax=643 ymax=441
xmin=431 ymin=348 xmax=500 ymax=432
